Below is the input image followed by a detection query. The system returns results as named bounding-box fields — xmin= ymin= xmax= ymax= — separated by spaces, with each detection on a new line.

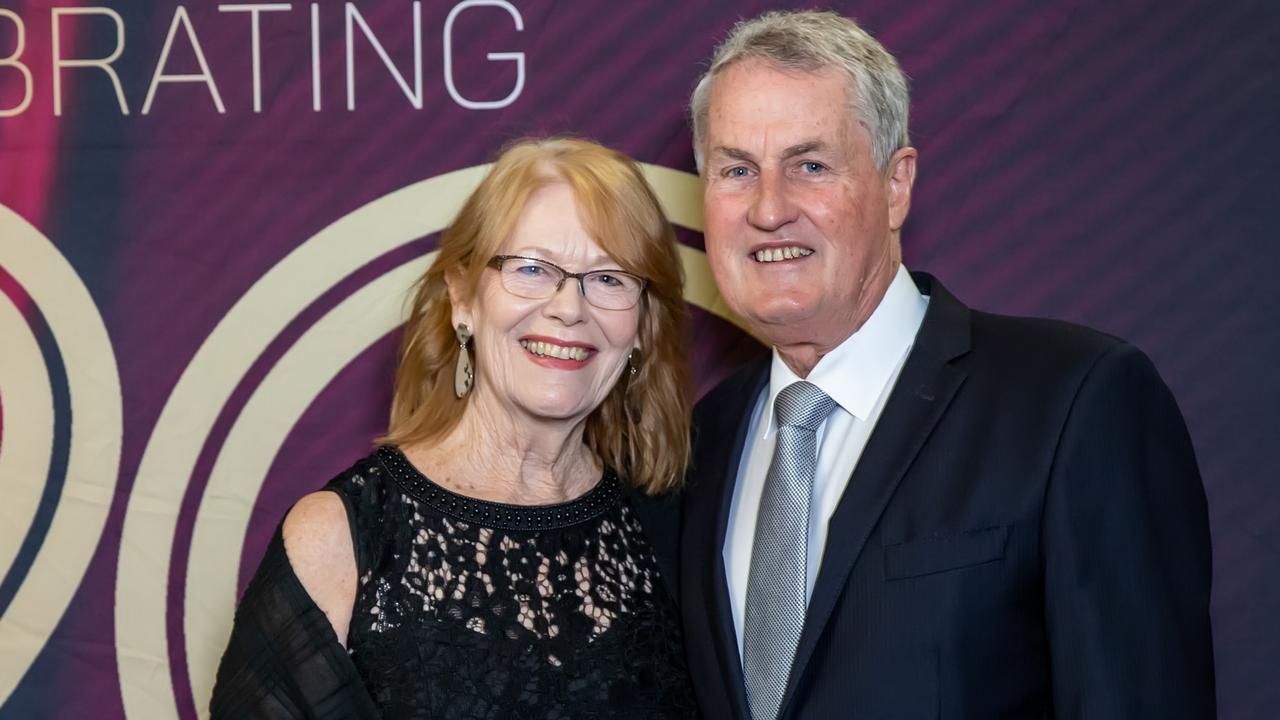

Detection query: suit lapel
xmin=779 ymin=273 xmax=972 ymax=714
xmin=689 ymin=358 xmax=768 ymax=719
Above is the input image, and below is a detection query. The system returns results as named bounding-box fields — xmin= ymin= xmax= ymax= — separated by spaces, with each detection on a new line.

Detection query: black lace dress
xmin=211 ymin=446 xmax=697 ymax=719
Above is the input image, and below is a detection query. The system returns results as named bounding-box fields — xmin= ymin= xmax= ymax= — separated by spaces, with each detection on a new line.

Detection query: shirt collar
xmin=762 ymin=264 xmax=927 ymax=436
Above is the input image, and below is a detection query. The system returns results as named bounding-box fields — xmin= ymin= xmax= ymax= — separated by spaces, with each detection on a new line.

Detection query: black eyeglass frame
xmin=486 ymin=255 xmax=649 ymax=310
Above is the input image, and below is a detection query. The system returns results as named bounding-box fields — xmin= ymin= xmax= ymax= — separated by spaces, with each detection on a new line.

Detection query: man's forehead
xmin=706 ymin=102 xmax=861 ymax=160
xmin=709 ymin=63 xmax=850 ymax=122
xmin=712 ymin=59 xmax=848 ymax=102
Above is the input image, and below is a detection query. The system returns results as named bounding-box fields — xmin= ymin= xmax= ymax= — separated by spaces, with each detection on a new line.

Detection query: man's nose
xmin=746 ymin=169 xmax=797 ymax=231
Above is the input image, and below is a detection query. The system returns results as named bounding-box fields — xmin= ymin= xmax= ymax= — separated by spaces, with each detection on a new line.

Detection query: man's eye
xmin=725 ymin=166 xmax=751 ymax=178
xmin=801 ymin=161 xmax=826 ymax=174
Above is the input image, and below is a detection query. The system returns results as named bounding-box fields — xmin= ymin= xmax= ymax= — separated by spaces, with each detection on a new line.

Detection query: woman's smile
xmin=519 ymin=335 xmax=597 ymax=367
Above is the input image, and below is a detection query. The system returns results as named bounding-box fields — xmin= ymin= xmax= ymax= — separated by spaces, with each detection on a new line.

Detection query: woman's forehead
xmin=503 ymin=189 xmax=615 ymax=268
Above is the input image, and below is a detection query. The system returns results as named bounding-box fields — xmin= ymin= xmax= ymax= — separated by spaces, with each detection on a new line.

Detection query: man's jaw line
xmin=747 ymin=261 xmax=898 ymax=378
xmin=746 ymin=309 xmax=846 ymax=379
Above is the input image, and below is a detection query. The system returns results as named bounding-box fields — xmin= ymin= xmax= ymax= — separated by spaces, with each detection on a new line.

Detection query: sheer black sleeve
xmin=209 ymin=526 xmax=382 ymax=720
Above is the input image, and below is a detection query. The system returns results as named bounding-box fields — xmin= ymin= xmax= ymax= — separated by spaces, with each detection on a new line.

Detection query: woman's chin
xmin=512 ymin=395 xmax=595 ymax=425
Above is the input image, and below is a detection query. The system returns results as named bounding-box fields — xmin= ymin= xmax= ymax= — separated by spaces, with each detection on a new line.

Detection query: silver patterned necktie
xmin=743 ymin=380 xmax=836 ymax=720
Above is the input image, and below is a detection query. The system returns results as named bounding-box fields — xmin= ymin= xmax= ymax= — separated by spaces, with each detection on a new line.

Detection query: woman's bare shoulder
xmin=282 ymin=491 xmax=357 ymax=646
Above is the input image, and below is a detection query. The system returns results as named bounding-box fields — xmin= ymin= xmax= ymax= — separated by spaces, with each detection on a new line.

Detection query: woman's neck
xmin=404 ymin=395 xmax=600 ymax=505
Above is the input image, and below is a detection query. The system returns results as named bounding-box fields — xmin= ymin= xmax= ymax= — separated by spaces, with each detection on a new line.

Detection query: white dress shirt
xmin=723 ymin=264 xmax=929 ymax=652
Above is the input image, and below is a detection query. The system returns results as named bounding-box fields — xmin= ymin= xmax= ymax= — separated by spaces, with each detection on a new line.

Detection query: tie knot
xmin=774 ymin=381 xmax=836 ymax=432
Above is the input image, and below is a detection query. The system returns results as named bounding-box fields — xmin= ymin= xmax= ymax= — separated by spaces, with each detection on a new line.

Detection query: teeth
xmin=754 ymin=247 xmax=813 ymax=263
xmin=520 ymin=340 xmax=589 ymax=361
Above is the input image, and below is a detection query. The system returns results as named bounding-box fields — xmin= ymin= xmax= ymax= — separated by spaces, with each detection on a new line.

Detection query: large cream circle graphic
xmin=183 ymin=257 xmax=431 ymax=711
xmin=116 ymin=164 xmax=740 ymax=720
xmin=0 ymin=204 xmax=123 ymax=706
xmin=0 ymin=295 xmax=54 ymax=601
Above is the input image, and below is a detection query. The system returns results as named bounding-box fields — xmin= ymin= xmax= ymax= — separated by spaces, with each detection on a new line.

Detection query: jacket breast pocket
xmin=883 ymin=525 xmax=1008 ymax=580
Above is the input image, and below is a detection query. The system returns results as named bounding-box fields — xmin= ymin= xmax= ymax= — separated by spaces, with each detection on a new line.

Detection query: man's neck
xmin=775 ymin=343 xmax=828 ymax=378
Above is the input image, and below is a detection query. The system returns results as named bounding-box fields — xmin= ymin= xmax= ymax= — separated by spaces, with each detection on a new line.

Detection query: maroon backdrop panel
xmin=0 ymin=1 xmax=1275 ymax=718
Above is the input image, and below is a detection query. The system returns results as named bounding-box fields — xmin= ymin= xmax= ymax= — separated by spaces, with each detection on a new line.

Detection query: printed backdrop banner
xmin=0 ymin=1 xmax=1277 ymax=718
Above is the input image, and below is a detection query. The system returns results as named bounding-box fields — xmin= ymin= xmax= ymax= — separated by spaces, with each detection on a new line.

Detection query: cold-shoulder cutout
xmin=282 ymin=490 xmax=357 ymax=647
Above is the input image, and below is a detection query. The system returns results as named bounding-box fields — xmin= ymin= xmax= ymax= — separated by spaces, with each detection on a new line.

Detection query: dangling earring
xmin=625 ymin=349 xmax=642 ymax=423
xmin=627 ymin=349 xmax=640 ymax=379
xmin=454 ymin=323 xmax=474 ymax=398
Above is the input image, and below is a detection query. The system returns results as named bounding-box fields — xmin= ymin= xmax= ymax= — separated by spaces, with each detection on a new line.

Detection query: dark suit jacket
xmin=679 ymin=272 xmax=1215 ymax=719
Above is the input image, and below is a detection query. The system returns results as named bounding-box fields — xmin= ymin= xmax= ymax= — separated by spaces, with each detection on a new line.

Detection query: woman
xmin=211 ymin=138 xmax=697 ymax=718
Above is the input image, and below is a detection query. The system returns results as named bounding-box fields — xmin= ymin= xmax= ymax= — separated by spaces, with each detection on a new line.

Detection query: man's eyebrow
xmin=711 ymin=142 xmax=828 ymax=163
xmin=781 ymin=141 xmax=826 ymax=159
xmin=711 ymin=146 xmax=755 ymax=163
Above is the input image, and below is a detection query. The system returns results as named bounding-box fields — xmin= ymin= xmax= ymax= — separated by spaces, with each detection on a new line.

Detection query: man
xmin=680 ymin=10 xmax=1215 ymax=720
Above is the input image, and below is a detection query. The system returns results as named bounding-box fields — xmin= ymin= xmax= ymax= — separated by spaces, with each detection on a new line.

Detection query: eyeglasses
xmin=487 ymin=255 xmax=648 ymax=310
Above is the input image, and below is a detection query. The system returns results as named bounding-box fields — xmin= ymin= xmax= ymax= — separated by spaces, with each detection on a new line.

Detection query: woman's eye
xmin=593 ymin=274 xmax=623 ymax=287
xmin=515 ymin=263 xmax=546 ymax=276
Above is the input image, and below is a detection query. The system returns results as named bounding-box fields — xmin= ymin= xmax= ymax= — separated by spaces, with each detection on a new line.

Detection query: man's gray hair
xmin=690 ymin=10 xmax=910 ymax=173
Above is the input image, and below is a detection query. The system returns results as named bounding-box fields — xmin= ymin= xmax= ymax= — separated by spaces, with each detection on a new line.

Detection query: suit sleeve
xmin=1043 ymin=341 xmax=1216 ymax=718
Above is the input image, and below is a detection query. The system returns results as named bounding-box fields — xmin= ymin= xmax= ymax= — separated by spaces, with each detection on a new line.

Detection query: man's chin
xmin=741 ymin=304 xmax=822 ymax=346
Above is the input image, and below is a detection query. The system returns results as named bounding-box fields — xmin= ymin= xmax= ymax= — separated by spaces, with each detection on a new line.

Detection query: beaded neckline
xmin=375 ymin=445 xmax=621 ymax=531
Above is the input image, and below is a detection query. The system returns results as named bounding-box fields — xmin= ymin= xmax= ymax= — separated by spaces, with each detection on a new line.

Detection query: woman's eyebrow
xmin=505 ymin=247 xmax=615 ymax=269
